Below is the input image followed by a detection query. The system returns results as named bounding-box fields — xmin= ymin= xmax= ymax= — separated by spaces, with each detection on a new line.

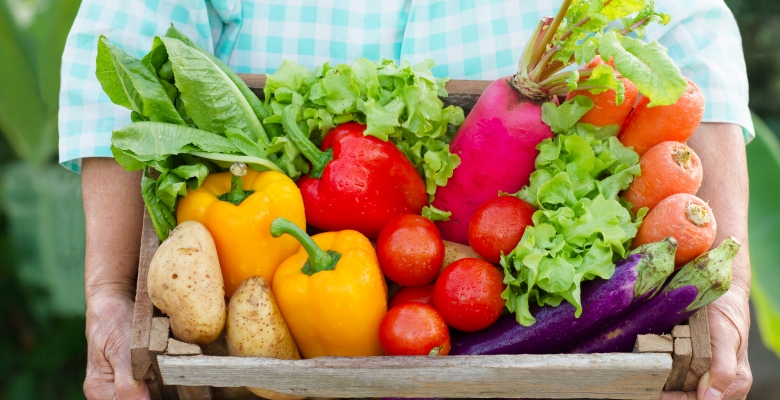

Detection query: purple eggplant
xmin=568 ymin=237 xmax=739 ymax=354
xmin=450 ymin=237 xmax=678 ymax=355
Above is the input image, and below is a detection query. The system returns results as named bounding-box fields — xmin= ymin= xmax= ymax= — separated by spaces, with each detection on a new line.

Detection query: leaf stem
xmin=187 ymin=151 xmax=283 ymax=173
xmin=282 ymin=105 xmax=332 ymax=179
xmin=619 ymin=16 xmax=651 ymax=36
xmin=528 ymin=0 xmax=573 ymax=71
xmin=539 ymin=69 xmax=594 ymax=90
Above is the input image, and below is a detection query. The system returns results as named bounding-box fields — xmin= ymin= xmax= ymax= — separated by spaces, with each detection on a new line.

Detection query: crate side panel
xmin=158 ymin=354 xmax=671 ymax=400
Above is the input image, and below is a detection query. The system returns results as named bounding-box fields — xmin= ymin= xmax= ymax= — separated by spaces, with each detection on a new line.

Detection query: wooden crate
xmin=131 ymin=77 xmax=712 ymax=400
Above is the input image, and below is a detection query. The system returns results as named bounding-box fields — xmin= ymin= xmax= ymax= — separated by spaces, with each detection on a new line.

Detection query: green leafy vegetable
xmin=95 ymin=36 xmax=184 ymax=125
xmin=503 ymin=96 xmax=644 ymax=326
xmin=263 ymin=58 xmax=465 ymax=198
xmin=422 ymin=205 xmax=452 ymax=222
xmin=524 ymin=0 xmax=683 ymax=108
xmin=598 ymin=31 xmax=686 ymax=107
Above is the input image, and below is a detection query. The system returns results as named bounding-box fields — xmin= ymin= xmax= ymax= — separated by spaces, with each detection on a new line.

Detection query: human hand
xmin=84 ymin=289 xmax=150 ymax=400
xmin=659 ymin=290 xmax=752 ymax=400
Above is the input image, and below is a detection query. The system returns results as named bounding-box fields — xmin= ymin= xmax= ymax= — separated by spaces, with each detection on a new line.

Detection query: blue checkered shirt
xmin=59 ymin=0 xmax=753 ymax=173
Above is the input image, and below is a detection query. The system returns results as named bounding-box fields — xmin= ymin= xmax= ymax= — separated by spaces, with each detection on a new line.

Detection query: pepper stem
xmin=270 ymin=217 xmax=342 ymax=275
xmin=282 ymin=105 xmax=333 ymax=178
xmin=227 ymin=162 xmax=248 ymax=204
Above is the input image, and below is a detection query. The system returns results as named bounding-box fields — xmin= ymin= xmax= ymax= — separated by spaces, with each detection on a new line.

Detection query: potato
xmin=148 ymin=220 xmax=226 ymax=346
xmin=227 ymin=276 xmax=302 ymax=400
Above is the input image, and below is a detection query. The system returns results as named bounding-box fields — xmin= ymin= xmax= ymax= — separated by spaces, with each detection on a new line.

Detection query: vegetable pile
xmin=102 ymin=0 xmax=741 ymax=389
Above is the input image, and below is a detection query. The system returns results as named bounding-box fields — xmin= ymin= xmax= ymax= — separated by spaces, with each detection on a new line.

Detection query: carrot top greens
xmin=514 ymin=0 xmax=686 ymax=107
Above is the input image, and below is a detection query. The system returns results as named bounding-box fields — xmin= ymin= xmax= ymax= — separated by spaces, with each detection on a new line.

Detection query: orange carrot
xmin=566 ymin=56 xmax=639 ymax=127
xmin=618 ymin=78 xmax=705 ymax=156
xmin=632 ymin=193 xmax=716 ymax=268
xmin=623 ymin=141 xmax=703 ymax=213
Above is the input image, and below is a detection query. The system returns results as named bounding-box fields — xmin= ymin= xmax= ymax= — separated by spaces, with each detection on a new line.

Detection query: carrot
xmin=632 ymin=193 xmax=716 ymax=268
xmin=618 ymin=78 xmax=705 ymax=156
xmin=623 ymin=141 xmax=703 ymax=213
xmin=566 ymin=56 xmax=639 ymax=127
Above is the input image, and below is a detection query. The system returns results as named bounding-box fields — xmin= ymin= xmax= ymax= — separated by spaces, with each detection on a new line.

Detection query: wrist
xmin=85 ymin=278 xmax=136 ymax=309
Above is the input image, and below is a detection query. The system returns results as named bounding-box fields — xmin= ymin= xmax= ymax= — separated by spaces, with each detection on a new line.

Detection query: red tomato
xmin=433 ymin=258 xmax=506 ymax=332
xmin=388 ymin=284 xmax=435 ymax=309
xmin=377 ymin=214 xmax=445 ymax=286
xmin=379 ymin=303 xmax=451 ymax=356
xmin=468 ymin=196 xmax=535 ymax=263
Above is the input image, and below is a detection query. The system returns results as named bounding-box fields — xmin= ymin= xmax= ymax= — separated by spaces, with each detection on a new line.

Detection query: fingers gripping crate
xmin=130 ymin=77 xmax=712 ymax=400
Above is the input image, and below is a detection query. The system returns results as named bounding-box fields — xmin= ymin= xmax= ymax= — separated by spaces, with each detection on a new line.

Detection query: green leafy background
xmin=0 ymin=0 xmax=778 ymax=398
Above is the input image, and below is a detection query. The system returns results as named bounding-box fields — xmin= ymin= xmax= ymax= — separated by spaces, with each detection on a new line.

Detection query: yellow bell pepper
xmin=176 ymin=164 xmax=305 ymax=298
xmin=270 ymin=218 xmax=388 ymax=358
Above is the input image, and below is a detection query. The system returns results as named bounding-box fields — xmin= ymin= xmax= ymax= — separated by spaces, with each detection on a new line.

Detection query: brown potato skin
xmin=227 ymin=276 xmax=303 ymax=399
xmin=148 ymin=221 xmax=226 ymax=346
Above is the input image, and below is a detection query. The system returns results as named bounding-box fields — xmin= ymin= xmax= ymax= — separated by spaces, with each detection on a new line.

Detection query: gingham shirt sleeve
xmin=648 ymin=0 xmax=754 ymax=142
xmin=57 ymin=0 xmax=243 ymax=173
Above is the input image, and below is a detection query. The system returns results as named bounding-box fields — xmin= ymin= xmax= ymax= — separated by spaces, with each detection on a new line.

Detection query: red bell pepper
xmin=282 ymin=105 xmax=427 ymax=238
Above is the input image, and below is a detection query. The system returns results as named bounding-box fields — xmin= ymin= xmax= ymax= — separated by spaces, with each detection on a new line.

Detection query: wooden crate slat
xmin=158 ymin=354 xmax=671 ymax=400
xmin=131 ymin=207 xmax=162 ymax=380
xmin=238 ymin=73 xmax=490 ymax=112
xmin=683 ymin=309 xmax=713 ymax=391
xmin=665 ymin=337 xmax=693 ymax=391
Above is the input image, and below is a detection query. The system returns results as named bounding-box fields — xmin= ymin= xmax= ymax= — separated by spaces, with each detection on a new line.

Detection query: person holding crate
xmin=59 ymin=1 xmax=754 ymax=399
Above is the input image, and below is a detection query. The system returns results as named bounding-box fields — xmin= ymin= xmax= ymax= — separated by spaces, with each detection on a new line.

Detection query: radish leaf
xmin=598 ymin=31 xmax=686 ymax=107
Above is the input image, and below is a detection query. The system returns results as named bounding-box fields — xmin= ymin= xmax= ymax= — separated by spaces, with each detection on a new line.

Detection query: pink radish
xmin=432 ymin=79 xmax=552 ymax=244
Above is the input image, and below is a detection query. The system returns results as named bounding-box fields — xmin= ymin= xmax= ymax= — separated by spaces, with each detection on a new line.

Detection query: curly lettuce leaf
xmin=505 ymin=96 xmax=644 ymax=326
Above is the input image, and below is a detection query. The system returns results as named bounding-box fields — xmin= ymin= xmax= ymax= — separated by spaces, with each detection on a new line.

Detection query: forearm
xmin=687 ymin=123 xmax=750 ymax=298
xmin=82 ymin=158 xmax=145 ymax=305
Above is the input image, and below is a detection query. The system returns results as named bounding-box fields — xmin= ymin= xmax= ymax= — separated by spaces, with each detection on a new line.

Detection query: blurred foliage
xmin=746 ymin=115 xmax=780 ymax=358
xmin=0 ymin=0 xmax=87 ymax=398
xmin=725 ymin=0 xmax=780 ymax=131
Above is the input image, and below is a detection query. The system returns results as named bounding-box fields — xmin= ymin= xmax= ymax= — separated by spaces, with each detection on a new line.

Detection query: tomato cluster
xmin=375 ymin=201 xmax=535 ymax=355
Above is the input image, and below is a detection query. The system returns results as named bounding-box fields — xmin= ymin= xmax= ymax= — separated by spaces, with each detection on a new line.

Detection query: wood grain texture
xmin=131 ymin=207 xmax=162 ymax=380
xmin=665 ymin=338 xmax=693 ymax=391
xmin=683 ymin=309 xmax=713 ymax=391
xmin=177 ymin=385 xmax=214 ymax=400
xmin=165 ymin=338 xmax=214 ymax=400
xmin=671 ymin=325 xmax=692 ymax=339
xmin=634 ymin=334 xmax=673 ymax=354
xmin=158 ymin=354 xmax=672 ymax=399
xmin=149 ymin=317 xmax=178 ymax=400
xmin=167 ymin=339 xmax=202 ymax=356
xmin=237 ymin=74 xmax=490 ymax=112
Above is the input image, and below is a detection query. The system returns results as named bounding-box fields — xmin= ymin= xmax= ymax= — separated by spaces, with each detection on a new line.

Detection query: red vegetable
xmin=282 ymin=108 xmax=427 ymax=238
xmin=377 ymin=215 xmax=445 ymax=286
xmin=379 ymin=303 xmax=450 ymax=356
xmin=433 ymin=258 xmax=506 ymax=332
xmin=388 ymin=284 xmax=435 ymax=309
xmin=468 ymin=196 xmax=536 ymax=264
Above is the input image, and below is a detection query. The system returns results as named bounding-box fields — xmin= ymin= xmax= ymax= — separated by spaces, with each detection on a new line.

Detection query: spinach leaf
xmin=95 ymin=36 xmax=184 ymax=125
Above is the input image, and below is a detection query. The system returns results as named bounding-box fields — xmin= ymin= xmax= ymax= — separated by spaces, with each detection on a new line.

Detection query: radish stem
xmin=528 ymin=0 xmax=572 ymax=70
